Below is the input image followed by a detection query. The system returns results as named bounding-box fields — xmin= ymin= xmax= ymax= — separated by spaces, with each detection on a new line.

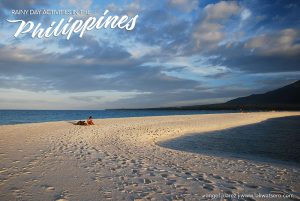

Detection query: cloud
xmin=107 ymin=83 xmax=267 ymax=108
xmin=0 ymin=0 xmax=48 ymax=9
xmin=241 ymin=8 xmax=251 ymax=21
xmin=0 ymin=37 xmax=200 ymax=94
xmin=204 ymin=1 xmax=240 ymax=20
xmin=105 ymin=0 xmax=142 ymax=18
xmin=168 ymin=0 xmax=199 ymax=12
xmin=0 ymin=0 xmax=50 ymax=21
xmin=207 ymin=28 xmax=300 ymax=73
xmin=190 ymin=1 xmax=240 ymax=52
xmin=127 ymin=1 xmax=241 ymax=55
xmin=57 ymin=36 xmax=133 ymax=63
xmin=192 ymin=20 xmax=225 ymax=51
xmin=61 ymin=0 xmax=93 ymax=10
xmin=0 ymin=39 xmax=203 ymax=108
xmin=0 ymin=88 xmax=147 ymax=109
xmin=133 ymin=1 xmax=239 ymax=55
xmin=1 ymin=0 xmax=300 ymax=109
xmin=245 ymin=28 xmax=300 ymax=56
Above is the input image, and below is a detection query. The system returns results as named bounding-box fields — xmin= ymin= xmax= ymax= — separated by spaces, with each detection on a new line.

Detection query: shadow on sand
xmin=159 ymin=116 xmax=300 ymax=166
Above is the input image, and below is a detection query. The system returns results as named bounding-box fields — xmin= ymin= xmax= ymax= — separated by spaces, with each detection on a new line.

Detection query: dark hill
xmin=227 ymin=80 xmax=300 ymax=105
xmin=160 ymin=80 xmax=300 ymax=110
xmin=115 ymin=80 xmax=300 ymax=111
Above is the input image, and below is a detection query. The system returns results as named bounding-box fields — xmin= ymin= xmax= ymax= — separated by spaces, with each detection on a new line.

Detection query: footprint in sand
xmin=203 ymin=184 xmax=215 ymax=191
xmin=103 ymin=191 xmax=112 ymax=199
xmin=41 ymin=184 xmax=55 ymax=191
xmin=0 ymin=168 xmax=8 ymax=174
xmin=166 ymin=179 xmax=176 ymax=185
xmin=243 ymin=198 xmax=256 ymax=201
xmin=46 ymin=186 xmax=55 ymax=191
xmin=203 ymin=179 xmax=214 ymax=184
xmin=143 ymin=178 xmax=152 ymax=184
xmin=244 ymin=184 xmax=260 ymax=189
xmin=269 ymin=190 xmax=286 ymax=196
xmin=160 ymin=173 xmax=168 ymax=178
xmin=211 ymin=174 xmax=223 ymax=180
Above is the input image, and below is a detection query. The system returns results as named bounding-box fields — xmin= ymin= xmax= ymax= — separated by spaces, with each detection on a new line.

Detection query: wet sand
xmin=0 ymin=112 xmax=300 ymax=201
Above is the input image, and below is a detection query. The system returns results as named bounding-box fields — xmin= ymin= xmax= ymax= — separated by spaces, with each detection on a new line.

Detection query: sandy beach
xmin=0 ymin=112 xmax=300 ymax=201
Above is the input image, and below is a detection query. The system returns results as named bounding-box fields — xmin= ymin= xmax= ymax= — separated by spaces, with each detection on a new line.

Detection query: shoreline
xmin=2 ymin=110 xmax=295 ymax=126
xmin=0 ymin=111 xmax=241 ymax=126
xmin=0 ymin=110 xmax=297 ymax=126
xmin=1 ymin=111 xmax=300 ymax=200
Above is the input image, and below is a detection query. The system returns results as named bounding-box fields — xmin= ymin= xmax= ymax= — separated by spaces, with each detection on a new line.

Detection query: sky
xmin=0 ymin=0 xmax=299 ymax=109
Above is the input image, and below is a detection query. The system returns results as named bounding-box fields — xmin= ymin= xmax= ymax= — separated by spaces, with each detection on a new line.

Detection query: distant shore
xmin=1 ymin=112 xmax=300 ymax=200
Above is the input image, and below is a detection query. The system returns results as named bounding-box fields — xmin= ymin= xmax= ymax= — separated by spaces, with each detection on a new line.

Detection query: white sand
xmin=0 ymin=112 xmax=300 ymax=201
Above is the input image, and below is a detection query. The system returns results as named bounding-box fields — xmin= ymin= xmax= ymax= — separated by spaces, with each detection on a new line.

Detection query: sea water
xmin=0 ymin=109 xmax=237 ymax=125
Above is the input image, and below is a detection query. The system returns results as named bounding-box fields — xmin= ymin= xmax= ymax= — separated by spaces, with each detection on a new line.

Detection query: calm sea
xmin=0 ymin=109 xmax=237 ymax=125
xmin=160 ymin=116 xmax=300 ymax=166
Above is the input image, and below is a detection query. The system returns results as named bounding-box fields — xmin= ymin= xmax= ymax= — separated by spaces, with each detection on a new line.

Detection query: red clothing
xmin=87 ymin=119 xmax=94 ymax=125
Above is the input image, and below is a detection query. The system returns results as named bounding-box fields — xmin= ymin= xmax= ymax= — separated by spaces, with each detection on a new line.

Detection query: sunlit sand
xmin=0 ymin=112 xmax=299 ymax=200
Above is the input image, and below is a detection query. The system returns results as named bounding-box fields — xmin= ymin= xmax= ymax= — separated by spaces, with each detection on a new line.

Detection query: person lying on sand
xmin=75 ymin=120 xmax=87 ymax=125
xmin=74 ymin=116 xmax=94 ymax=126
xmin=87 ymin=116 xmax=94 ymax=125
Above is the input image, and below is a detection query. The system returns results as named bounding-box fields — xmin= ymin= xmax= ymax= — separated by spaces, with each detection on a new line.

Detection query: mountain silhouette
xmin=227 ymin=80 xmax=300 ymax=105
xmin=116 ymin=80 xmax=300 ymax=111
xmin=161 ymin=80 xmax=300 ymax=110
